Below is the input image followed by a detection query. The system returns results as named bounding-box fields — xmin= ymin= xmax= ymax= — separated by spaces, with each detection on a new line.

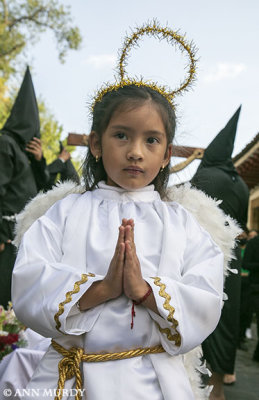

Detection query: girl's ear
xmin=89 ymin=131 xmax=101 ymax=158
xmin=163 ymin=144 xmax=173 ymax=167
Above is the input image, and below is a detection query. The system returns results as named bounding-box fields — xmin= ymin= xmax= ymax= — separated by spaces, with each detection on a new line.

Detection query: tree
xmin=0 ymin=0 xmax=82 ymax=78
xmin=38 ymin=100 xmax=62 ymax=163
xmin=0 ymin=76 xmax=12 ymax=124
xmin=0 ymin=0 xmax=82 ymax=172
xmin=39 ymin=100 xmax=81 ymax=174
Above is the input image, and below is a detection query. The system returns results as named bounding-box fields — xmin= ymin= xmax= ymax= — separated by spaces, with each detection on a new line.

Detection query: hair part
xmin=83 ymin=85 xmax=176 ymax=197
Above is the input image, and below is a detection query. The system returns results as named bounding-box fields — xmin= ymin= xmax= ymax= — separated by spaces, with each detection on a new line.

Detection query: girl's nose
xmin=127 ymin=144 xmax=143 ymax=161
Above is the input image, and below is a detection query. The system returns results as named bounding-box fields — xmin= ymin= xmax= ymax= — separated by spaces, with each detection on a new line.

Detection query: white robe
xmin=12 ymin=182 xmax=224 ymax=400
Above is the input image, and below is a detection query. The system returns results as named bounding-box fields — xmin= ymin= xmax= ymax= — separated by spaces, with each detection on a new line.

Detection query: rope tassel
xmin=55 ymin=346 xmax=84 ymax=400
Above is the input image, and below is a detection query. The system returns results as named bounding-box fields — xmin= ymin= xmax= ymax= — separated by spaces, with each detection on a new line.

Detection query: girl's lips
xmin=124 ymin=167 xmax=144 ymax=173
xmin=124 ymin=167 xmax=144 ymax=174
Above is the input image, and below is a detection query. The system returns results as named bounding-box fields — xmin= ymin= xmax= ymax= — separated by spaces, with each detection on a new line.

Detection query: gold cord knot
xmin=58 ymin=346 xmax=84 ymax=380
xmin=52 ymin=341 xmax=84 ymax=400
xmin=51 ymin=339 xmax=165 ymax=400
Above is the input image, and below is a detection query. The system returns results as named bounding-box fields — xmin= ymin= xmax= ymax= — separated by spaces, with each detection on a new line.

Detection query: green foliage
xmin=0 ymin=0 xmax=82 ymax=78
xmin=38 ymin=100 xmax=62 ymax=163
xmin=39 ymin=100 xmax=81 ymax=176
xmin=0 ymin=0 xmax=82 ymax=172
xmin=0 ymin=76 xmax=12 ymax=127
xmin=0 ymin=0 xmax=82 ymax=175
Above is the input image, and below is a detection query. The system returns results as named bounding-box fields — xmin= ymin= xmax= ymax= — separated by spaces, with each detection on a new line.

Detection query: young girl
xmin=12 ymin=84 xmax=227 ymax=400
xmin=12 ymin=21 xmax=240 ymax=400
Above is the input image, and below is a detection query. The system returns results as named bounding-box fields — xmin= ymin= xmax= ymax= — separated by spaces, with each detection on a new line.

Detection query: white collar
xmin=93 ymin=181 xmax=160 ymax=202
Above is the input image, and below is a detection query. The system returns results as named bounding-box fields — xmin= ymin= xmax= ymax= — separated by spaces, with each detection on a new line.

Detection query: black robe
xmin=0 ymin=134 xmax=49 ymax=307
xmin=242 ymin=235 xmax=259 ymax=360
xmin=192 ymin=168 xmax=249 ymax=373
xmin=0 ymin=66 xmax=49 ymax=308
xmin=45 ymin=158 xmax=80 ymax=191
xmin=191 ymin=106 xmax=249 ymax=374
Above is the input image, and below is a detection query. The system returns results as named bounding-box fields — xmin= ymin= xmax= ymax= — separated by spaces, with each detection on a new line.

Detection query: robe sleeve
xmin=0 ymin=139 xmax=14 ymax=242
xmin=45 ymin=158 xmax=66 ymax=191
xmin=12 ymin=196 xmax=105 ymax=339
xmin=30 ymin=156 xmax=50 ymax=191
xmin=146 ymin=208 xmax=224 ymax=356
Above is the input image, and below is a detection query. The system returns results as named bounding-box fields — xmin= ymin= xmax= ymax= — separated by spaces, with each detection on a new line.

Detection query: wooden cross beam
xmin=68 ymin=133 xmax=89 ymax=147
xmin=67 ymin=133 xmax=205 ymax=173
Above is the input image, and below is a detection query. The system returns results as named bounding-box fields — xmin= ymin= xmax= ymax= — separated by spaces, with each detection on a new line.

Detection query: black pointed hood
xmin=191 ymin=105 xmax=249 ymax=230
xmin=196 ymin=105 xmax=242 ymax=175
xmin=0 ymin=66 xmax=40 ymax=145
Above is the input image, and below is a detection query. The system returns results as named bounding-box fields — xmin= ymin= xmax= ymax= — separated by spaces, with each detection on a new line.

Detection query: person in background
xmin=239 ymin=229 xmax=258 ymax=346
xmin=191 ymin=106 xmax=249 ymax=399
xmin=0 ymin=67 xmax=49 ymax=308
xmin=242 ymin=233 xmax=259 ymax=362
xmin=238 ymin=230 xmax=250 ymax=350
xmin=44 ymin=141 xmax=80 ymax=191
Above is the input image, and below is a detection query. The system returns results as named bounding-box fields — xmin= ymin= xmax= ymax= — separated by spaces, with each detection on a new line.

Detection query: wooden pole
xmin=67 ymin=133 xmax=205 ymax=158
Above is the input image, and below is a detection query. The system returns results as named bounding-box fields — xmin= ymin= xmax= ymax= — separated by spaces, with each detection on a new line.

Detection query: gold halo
xmin=91 ymin=21 xmax=197 ymax=111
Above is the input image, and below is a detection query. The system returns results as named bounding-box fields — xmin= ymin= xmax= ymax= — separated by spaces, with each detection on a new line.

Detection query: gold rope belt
xmin=51 ymin=339 xmax=165 ymax=400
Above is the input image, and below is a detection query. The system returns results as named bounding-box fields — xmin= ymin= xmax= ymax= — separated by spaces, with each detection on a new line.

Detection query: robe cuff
xmin=145 ymin=276 xmax=182 ymax=351
xmin=55 ymin=273 xmax=105 ymax=335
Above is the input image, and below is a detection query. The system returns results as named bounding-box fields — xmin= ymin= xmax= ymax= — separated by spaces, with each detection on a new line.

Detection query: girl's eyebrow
xmin=110 ymin=125 xmax=165 ymax=137
xmin=110 ymin=125 xmax=132 ymax=131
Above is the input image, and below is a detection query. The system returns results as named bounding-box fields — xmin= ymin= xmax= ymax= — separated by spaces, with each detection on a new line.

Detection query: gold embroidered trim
xmin=54 ymin=273 xmax=95 ymax=333
xmin=52 ymin=339 xmax=165 ymax=400
xmin=151 ymin=277 xmax=181 ymax=346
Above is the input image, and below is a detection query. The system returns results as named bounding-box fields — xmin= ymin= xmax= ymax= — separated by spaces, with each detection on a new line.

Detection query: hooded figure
xmin=191 ymin=106 xmax=249 ymax=230
xmin=0 ymin=66 xmax=49 ymax=307
xmin=44 ymin=141 xmax=80 ymax=191
xmin=191 ymin=106 xmax=249 ymax=386
xmin=1 ymin=67 xmax=41 ymax=144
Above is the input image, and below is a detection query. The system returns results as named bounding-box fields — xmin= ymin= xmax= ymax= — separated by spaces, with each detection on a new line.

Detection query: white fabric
xmin=12 ymin=182 xmax=224 ymax=400
xmin=13 ymin=181 xmax=240 ymax=280
xmin=0 ymin=329 xmax=51 ymax=399
xmin=23 ymin=328 xmax=52 ymax=352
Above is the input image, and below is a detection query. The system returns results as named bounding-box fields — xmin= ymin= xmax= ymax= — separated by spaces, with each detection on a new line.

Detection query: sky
xmin=24 ymin=0 xmax=259 ymax=184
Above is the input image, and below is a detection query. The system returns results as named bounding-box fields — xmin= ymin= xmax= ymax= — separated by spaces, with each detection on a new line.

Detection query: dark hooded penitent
xmin=0 ymin=67 xmax=49 ymax=307
xmin=191 ymin=106 xmax=249 ymax=375
xmin=45 ymin=141 xmax=80 ymax=191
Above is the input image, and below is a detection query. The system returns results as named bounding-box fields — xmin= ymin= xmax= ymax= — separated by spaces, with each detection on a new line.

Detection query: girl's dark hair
xmin=83 ymin=85 xmax=176 ymax=197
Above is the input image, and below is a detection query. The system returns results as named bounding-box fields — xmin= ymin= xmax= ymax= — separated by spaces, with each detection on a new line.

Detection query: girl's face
xmin=90 ymin=102 xmax=172 ymax=190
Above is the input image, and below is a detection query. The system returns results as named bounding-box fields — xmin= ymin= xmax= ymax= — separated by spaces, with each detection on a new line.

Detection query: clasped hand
xmin=25 ymin=137 xmax=43 ymax=161
xmin=103 ymin=219 xmax=149 ymax=302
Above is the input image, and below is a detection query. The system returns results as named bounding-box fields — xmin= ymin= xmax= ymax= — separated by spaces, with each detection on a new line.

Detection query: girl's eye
xmin=115 ymin=133 xmax=127 ymax=140
xmin=147 ymin=137 xmax=159 ymax=144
